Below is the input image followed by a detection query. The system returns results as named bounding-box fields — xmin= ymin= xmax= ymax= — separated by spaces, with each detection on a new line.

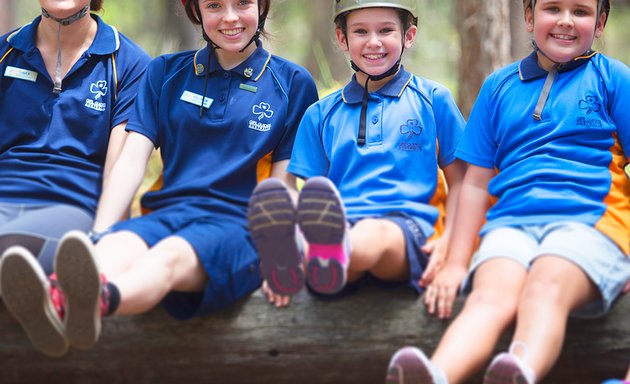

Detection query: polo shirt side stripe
xmin=595 ymin=135 xmax=630 ymax=255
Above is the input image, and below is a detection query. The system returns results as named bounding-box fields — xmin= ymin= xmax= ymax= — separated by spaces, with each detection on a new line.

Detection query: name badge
xmin=180 ymin=90 xmax=213 ymax=109
xmin=4 ymin=66 xmax=38 ymax=82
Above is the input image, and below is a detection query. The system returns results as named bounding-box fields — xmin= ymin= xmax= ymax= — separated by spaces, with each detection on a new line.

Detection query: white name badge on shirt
xmin=4 ymin=66 xmax=38 ymax=82
xmin=180 ymin=90 xmax=213 ymax=109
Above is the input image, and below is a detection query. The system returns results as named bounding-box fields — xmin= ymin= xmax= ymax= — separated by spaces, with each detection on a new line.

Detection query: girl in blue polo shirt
xmin=0 ymin=0 xmax=149 ymax=356
xmin=387 ymin=0 xmax=630 ymax=383
xmin=247 ymin=0 xmax=466 ymax=306
xmin=0 ymin=2 xmax=148 ymax=272
xmin=0 ymin=0 xmax=318 ymax=358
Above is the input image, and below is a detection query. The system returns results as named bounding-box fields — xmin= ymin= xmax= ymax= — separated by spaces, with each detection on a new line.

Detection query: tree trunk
xmin=510 ymin=0 xmax=530 ymax=60
xmin=456 ymin=0 xmax=512 ymax=118
xmin=0 ymin=0 xmax=17 ymax=34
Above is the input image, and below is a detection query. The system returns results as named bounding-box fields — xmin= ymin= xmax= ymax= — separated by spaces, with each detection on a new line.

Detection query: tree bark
xmin=0 ymin=0 xmax=17 ymax=35
xmin=456 ymin=0 xmax=512 ymax=118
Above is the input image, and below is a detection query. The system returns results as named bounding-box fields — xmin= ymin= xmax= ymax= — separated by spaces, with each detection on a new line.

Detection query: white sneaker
xmin=385 ymin=346 xmax=448 ymax=384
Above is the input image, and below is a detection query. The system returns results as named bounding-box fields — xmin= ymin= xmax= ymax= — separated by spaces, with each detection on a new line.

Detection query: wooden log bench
xmin=0 ymin=287 xmax=628 ymax=383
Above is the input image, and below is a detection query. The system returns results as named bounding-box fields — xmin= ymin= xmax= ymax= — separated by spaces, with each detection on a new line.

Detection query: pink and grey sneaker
xmin=0 ymin=246 xmax=68 ymax=357
xmin=483 ymin=351 xmax=536 ymax=384
xmin=54 ymin=230 xmax=106 ymax=350
xmin=248 ymin=178 xmax=304 ymax=295
xmin=297 ymin=177 xmax=349 ymax=295
xmin=385 ymin=346 xmax=448 ymax=384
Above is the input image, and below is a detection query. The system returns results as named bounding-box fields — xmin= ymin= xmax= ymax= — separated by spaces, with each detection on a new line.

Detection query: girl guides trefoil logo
xmin=248 ymin=102 xmax=274 ymax=132
xmin=85 ymin=80 xmax=108 ymax=112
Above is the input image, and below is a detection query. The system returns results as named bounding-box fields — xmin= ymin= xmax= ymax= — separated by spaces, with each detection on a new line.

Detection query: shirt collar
xmin=341 ymin=65 xmax=413 ymax=104
xmin=518 ymin=50 xmax=597 ymax=81
xmin=193 ymin=41 xmax=271 ymax=81
xmin=7 ymin=14 xmax=120 ymax=55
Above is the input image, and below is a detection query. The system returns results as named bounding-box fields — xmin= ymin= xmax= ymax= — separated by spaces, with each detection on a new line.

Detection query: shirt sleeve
xmin=271 ymin=67 xmax=319 ymax=163
xmin=288 ymin=102 xmax=330 ymax=179
xmin=110 ymin=38 xmax=151 ymax=130
xmin=433 ymin=83 xmax=466 ymax=168
xmin=124 ymin=56 xmax=164 ymax=148
xmin=606 ymin=58 xmax=630 ymax=156
xmin=455 ymin=75 xmax=498 ymax=169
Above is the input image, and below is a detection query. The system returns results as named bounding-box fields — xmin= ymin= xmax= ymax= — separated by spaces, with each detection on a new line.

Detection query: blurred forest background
xmin=1 ymin=0 xmax=629 ymax=116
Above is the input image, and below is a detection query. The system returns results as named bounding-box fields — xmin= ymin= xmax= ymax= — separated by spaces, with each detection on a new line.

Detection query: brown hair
xmin=91 ymin=0 xmax=103 ymax=12
xmin=182 ymin=0 xmax=271 ymax=36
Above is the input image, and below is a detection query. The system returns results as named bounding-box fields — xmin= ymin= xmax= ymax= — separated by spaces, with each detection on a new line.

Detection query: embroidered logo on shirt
xmin=578 ymin=95 xmax=601 ymax=115
xmin=85 ymin=80 xmax=108 ymax=112
xmin=398 ymin=119 xmax=423 ymax=152
xmin=248 ymin=102 xmax=274 ymax=132
xmin=576 ymin=95 xmax=602 ymax=128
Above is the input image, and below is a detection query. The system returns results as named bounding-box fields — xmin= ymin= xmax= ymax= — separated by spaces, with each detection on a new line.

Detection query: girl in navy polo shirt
xmin=0 ymin=0 xmax=318 ymax=358
xmin=0 ymin=0 xmax=149 ymax=356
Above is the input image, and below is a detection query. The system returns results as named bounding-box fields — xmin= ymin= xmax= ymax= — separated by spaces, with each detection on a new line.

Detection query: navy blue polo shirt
xmin=288 ymin=67 xmax=465 ymax=237
xmin=456 ymin=52 xmax=630 ymax=254
xmin=127 ymin=43 xmax=318 ymax=221
xmin=0 ymin=15 xmax=150 ymax=215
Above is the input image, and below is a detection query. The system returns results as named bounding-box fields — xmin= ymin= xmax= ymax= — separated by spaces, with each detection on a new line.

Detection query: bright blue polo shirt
xmin=0 ymin=15 xmax=150 ymax=215
xmin=127 ymin=43 xmax=318 ymax=221
xmin=288 ymin=67 xmax=465 ymax=237
xmin=456 ymin=52 xmax=630 ymax=254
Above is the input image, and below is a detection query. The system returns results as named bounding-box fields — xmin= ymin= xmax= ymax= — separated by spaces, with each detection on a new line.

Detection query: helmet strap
xmin=41 ymin=5 xmax=90 ymax=94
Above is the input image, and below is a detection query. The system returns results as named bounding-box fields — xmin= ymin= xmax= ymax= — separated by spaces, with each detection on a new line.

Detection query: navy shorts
xmin=110 ymin=202 xmax=261 ymax=320
xmin=309 ymin=211 xmax=430 ymax=299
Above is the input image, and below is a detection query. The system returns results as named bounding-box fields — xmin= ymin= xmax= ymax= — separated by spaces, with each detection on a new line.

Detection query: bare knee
xmin=465 ymin=287 xmax=519 ymax=325
xmin=347 ymin=219 xmax=405 ymax=277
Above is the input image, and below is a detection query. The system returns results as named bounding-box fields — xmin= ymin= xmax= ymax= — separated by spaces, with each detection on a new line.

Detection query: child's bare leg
xmin=432 ymin=258 xmax=527 ymax=384
xmin=95 ymin=231 xmax=149 ymax=278
xmin=347 ymin=218 xmax=407 ymax=283
xmin=510 ymin=255 xmax=599 ymax=380
xmin=112 ymin=236 xmax=207 ymax=315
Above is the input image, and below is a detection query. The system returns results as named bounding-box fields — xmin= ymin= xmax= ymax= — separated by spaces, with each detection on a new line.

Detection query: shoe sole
xmin=0 ymin=246 xmax=68 ymax=357
xmin=385 ymin=347 xmax=437 ymax=384
xmin=483 ymin=354 xmax=530 ymax=384
xmin=297 ymin=177 xmax=347 ymax=295
xmin=54 ymin=231 xmax=102 ymax=350
xmin=248 ymin=179 xmax=303 ymax=295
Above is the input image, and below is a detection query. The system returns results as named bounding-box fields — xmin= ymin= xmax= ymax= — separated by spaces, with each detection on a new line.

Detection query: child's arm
xmin=424 ymin=164 xmax=495 ymax=319
xmin=92 ymin=132 xmax=154 ymax=233
xmin=420 ymin=159 xmax=467 ymax=285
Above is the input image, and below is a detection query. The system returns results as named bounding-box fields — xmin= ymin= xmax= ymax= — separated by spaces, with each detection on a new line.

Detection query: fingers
xmin=423 ymin=284 xmax=437 ymax=314
xmin=623 ymin=279 xmax=630 ymax=294
xmin=420 ymin=254 xmax=442 ymax=287
xmin=437 ymin=285 xmax=456 ymax=319
xmin=262 ymin=281 xmax=292 ymax=308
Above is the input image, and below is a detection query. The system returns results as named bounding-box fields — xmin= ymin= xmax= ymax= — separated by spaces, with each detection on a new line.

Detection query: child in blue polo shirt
xmin=0 ymin=1 xmax=149 ymax=275
xmin=0 ymin=0 xmax=318 ymax=358
xmin=387 ymin=0 xmax=630 ymax=383
xmin=248 ymin=0 xmax=466 ymax=306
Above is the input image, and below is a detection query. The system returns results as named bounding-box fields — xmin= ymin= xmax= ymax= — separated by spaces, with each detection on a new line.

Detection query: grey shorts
xmin=462 ymin=221 xmax=630 ymax=318
xmin=0 ymin=203 xmax=93 ymax=274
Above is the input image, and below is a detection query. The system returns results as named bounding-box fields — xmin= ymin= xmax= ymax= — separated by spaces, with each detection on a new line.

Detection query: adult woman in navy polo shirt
xmin=0 ymin=0 xmax=318 ymax=358
xmin=0 ymin=2 xmax=149 ymax=274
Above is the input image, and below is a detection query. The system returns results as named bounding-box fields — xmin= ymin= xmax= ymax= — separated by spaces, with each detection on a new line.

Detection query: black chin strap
xmin=352 ymin=58 xmax=401 ymax=146
xmin=531 ymin=41 xmax=592 ymax=121
xmin=41 ymin=5 xmax=90 ymax=94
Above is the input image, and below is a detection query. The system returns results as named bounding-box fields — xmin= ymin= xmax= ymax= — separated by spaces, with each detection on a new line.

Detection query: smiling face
xmin=525 ymin=0 xmax=606 ymax=70
xmin=336 ymin=7 xmax=416 ymax=84
xmin=199 ymin=0 xmax=260 ymax=58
